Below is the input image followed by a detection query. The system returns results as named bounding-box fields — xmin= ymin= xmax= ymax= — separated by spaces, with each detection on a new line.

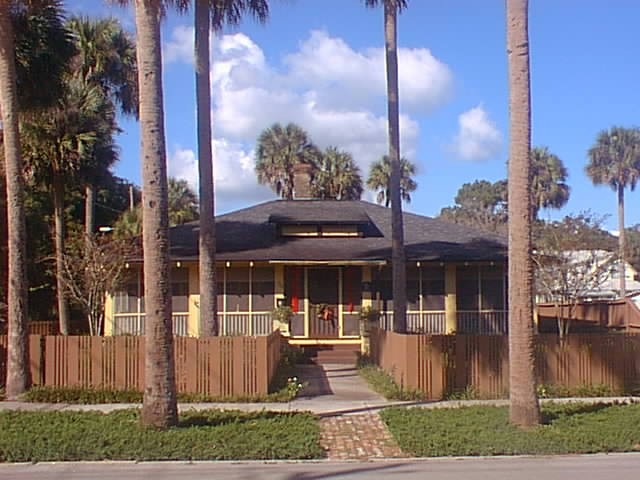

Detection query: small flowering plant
xmin=286 ymin=376 xmax=304 ymax=399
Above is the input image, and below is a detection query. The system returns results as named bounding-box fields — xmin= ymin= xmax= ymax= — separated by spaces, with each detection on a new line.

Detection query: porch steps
xmin=302 ymin=345 xmax=361 ymax=365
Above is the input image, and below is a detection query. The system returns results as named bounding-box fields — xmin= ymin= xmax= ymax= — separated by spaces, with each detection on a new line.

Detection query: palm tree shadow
xmin=541 ymin=402 xmax=613 ymax=424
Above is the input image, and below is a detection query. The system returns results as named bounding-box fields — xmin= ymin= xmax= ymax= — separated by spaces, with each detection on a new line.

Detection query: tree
xmin=506 ymin=0 xmax=540 ymax=427
xmin=531 ymin=146 xmax=569 ymax=219
xmin=22 ymin=77 xmax=116 ymax=335
xmin=168 ymin=177 xmax=199 ymax=225
xmin=255 ymin=122 xmax=320 ymax=199
xmin=120 ymin=0 xmax=177 ymax=428
xmin=58 ymin=233 xmax=134 ymax=335
xmin=195 ymin=1 xmax=269 ymax=337
xmin=66 ymin=16 xmax=138 ymax=238
xmin=363 ymin=0 xmax=409 ymax=333
xmin=0 ymin=0 xmax=73 ymax=400
xmin=0 ymin=1 xmax=29 ymax=399
xmin=366 ymin=155 xmax=417 ymax=207
xmin=312 ymin=147 xmax=363 ymax=200
xmin=533 ymin=213 xmax=616 ymax=337
xmin=439 ymin=180 xmax=508 ymax=233
xmin=586 ymin=126 xmax=640 ymax=298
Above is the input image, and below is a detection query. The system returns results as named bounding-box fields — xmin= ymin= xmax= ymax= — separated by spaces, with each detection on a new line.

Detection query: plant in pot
xmin=359 ymin=306 xmax=380 ymax=335
xmin=272 ymin=305 xmax=293 ymax=334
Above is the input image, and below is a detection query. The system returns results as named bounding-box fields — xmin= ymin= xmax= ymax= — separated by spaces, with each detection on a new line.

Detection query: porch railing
xmin=457 ymin=310 xmax=508 ymax=334
xmin=112 ymin=314 xmax=189 ymax=336
xmin=379 ymin=311 xmax=447 ymax=334
xmin=219 ymin=313 xmax=273 ymax=336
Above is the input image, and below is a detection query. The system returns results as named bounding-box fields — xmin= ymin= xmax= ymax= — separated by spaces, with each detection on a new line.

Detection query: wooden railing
xmin=379 ymin=311 xmax=447 ymax=334
xmin=369 ymin=329 xmax=640 ymax=400
xmin=457 ymin=310 xmax=508 ymax=334
xmin=112 ymin=314 xmax=189 ymax=336
xmin=219 ymin=313 xmax=273 ymax=336
xmin=0 ymin=332 xmax=282 ymax=396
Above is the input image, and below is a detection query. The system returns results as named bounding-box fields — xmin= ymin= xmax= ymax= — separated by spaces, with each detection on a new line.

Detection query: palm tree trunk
xmin=85 ymin=184 xmax=95 ymax=238
xmin=134 ymin=0 xmax=177 ymax=428
xmin=618 ymin=184 xmax=626 ymax=297
xmin=506 ymin=0 xmax=540 ymax=427
xmin=53 ymin=171 xmax=70 ymax=335
xmin=0 ymin=4 xmax=30 ymax=398
xmin=195 ymin=0 xmax=218 ymax=337
xmin=384 ymin=1 xmax=406 ymax=333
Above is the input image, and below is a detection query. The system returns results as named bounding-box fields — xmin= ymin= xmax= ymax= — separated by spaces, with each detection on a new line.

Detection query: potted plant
xmin=359 ymin=306 xmax=380 ymax=336
xmin=272 ymin=305 xmax=293 ymax=334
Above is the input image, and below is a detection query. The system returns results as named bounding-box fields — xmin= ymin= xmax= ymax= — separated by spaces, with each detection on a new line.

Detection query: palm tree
xmin=0 ymin=1 xmax=29 ymax=399
xmin=66 ymin=16 xmax=138 ymax=239
xmin=586 ymin=127 xmax=640 ymax=297
xmin=313 ymin=147 xmax=363 ymax=200
xmin=506 ymin=0 xmax=540 ymax=427
xmin=366 ymin=155 xmax=417 ymax=207
xmin=114 ymin=0 xmax=177 ymax=428
xmin=195 ymin=0 xmax=268 ymax=337
xmin=168 ymin=177 xmax=199 ymax=225
xmin=255 ymin=122 xmax=320 ymax=199
xmin=531 ymin=146 xmax=569 ymax=219
xmin=0 ymin=0 xmax=73 ymax=396
xmin=364 ymin=0 xmax=408 ymax=333
xmin=22 ymin=77 xmax=116 ymax=335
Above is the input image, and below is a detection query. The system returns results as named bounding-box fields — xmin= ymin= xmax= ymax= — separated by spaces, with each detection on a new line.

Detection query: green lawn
xmin=381 ymin=402 xmax=640 ymax=457
xmin=0 ymin=409 xmax=323 ymax=462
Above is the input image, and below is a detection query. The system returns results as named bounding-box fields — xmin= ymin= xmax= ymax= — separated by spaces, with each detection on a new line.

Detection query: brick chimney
xmin=292 ymin=163 xmax=313 ymax=199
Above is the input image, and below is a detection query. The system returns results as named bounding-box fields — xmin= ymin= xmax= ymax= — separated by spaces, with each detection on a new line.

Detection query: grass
xmin=381 ymin=402 xmax=640 ymax=457
xmin=356 ymin=355 xmax=423 ymax=401
xmin=0 ymin=409 xmax=323 ymax=462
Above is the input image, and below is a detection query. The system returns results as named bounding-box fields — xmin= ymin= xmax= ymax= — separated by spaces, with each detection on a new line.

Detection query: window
xmin=252 ymin=267 xmax=275 ymax=311
xmin=226 ymin=267 xmax=250 ymax=311
xmin=457 ymin=265 xmax=479 ymax=311
xmin=284 ymin=266 xmax=304 ymax=313
xmin=407 ymin=266 xmax=420 ymax=310
xmin=456 ymin=264 xmax=505 ymax=311
xmin=114 ymin=270 xmax=143 ymax=314
xmin=280 ymin=224 xmax=361 ymax=237
xmin=422 ymin=266 xmax=445 ymax=310
xmin=171 ymin=267 xmax=189 ymax=313
xmin=480 ymin=265 xmax=505 ymax=310
xmin=375 ymin=267 xmax=393 ymax=313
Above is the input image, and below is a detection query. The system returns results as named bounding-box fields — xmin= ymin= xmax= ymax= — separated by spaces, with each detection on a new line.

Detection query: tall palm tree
xmin=22 ymin=77 xmax=116 ymax=335
xmin=313 ymin=147 xmax=363 ymax=200
xmin=66 ymin=16 xmax=138 ymax=239
xmin=530 ymin=146 xmax=569 ymax=219
xmin=366 ymin=155 xmax=417 ymax=207
xmin=364 ymin=0 xmax=408 ymax=333
xmin=586 ymin=127 xmax=640 ymax=297
xmin=506 ymin=0 xmax=540 ymax=427
xmin=1 ymin=0 xmax=73 ymax=395
xmin=255 ymin=122 xmax=320 ymax=199
xmin=0 ymin=1 xmax=29 ymax=399
xmin=114 ymin=0 xmax=178 ymax=428
xmin=196 ymin=0 xmax=268 ymax=336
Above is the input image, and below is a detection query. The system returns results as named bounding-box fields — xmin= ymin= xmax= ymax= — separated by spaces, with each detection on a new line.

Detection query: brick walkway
xmin=319 ymin=411 xmax=406 ymax=460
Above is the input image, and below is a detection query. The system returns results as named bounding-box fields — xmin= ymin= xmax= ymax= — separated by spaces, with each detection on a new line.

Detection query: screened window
xmin=375 ymin=267 xmax=393 ymax=312
xmin=342 ymin=267 xmax=362 ymax=314
xmin=422 ymin=266 xmax=445 ymax=310
xmin=114 ymin=270 xmax=142 ymax=314
xmin=406 ymin=266 xmax=420 ymax=310
xmin=170 ymin=267 xmax=189 ymax=313
xmin=252 ymin=267 xmax=275 ymax=311
xmin=457 ymin=265 xmax=479 ymax=311
xmin=284 ymin=266 xmax=304 ymax=313
xmin=480 ymin=265 xmax=505 ymax=310
xmin=226 ymin=267 xmax=250 ymax=311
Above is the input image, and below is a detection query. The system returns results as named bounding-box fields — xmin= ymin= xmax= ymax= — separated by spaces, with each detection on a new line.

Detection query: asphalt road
xmin=1 ymin=454 xmax=639 ymax=480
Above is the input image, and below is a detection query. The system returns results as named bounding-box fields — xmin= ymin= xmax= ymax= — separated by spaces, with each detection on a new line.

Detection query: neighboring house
xmin=104 ymin=170 xmax=508 ymax=346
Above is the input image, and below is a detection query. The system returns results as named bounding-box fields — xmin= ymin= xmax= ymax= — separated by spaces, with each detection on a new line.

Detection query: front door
xmin=308 ymin=268 xmax=339 ymax=338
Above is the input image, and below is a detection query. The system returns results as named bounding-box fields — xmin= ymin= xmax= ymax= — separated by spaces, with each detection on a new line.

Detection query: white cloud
xmin=163 ymin=28 xmax=452 ymax=209
xmin=168 ymin=142 xmax=273 ymax=213
xmin=449 ymin=106 xmax=502 ymax=161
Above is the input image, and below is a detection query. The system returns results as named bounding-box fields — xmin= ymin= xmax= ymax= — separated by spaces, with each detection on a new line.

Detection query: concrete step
xmin=302 ymin=345 xmax=361 ymax=365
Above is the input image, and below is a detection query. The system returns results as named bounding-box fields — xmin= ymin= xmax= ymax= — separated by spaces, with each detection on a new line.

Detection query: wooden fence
xmin=0 ymin=335 xmax=45 ymax=386
xmin=537 ymin=298 xmax=640 ymax=331
xmin=369 ymin=329 xmax=640 ymax=399
xmin=1 ymin=332 xmax=282 ymax=397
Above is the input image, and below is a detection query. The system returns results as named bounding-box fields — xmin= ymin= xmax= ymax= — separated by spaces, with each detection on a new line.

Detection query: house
xmin=104 ymin=170 xmax=509 ymax=347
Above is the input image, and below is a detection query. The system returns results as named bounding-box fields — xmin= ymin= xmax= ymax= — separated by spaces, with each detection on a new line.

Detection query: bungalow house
xmin=104 ymin=171 xmax=508 ymax=347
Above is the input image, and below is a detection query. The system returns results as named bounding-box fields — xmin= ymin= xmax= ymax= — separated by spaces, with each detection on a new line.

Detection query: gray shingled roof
xmin=165 ymin=199 xmax=507 ymax=263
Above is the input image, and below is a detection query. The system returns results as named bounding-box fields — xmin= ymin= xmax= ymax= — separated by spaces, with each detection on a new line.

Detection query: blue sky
xmin=70 ymin=0 xmax=640 ymax=231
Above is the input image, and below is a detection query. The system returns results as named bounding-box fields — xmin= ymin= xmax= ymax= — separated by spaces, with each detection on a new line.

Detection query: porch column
xmin=273 ymin=264 xmax=285 ymax=332
xmin=188 ymin=263 xmax=200 ymax=337
xmin=445 ymin=264 xmax=457 ymax=333
xmin=104 ymin=292 xmax=114 ymax=336
xmin=362 ymin=266 xmax=373 ymax=308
